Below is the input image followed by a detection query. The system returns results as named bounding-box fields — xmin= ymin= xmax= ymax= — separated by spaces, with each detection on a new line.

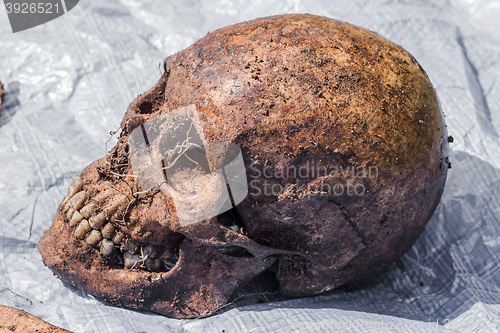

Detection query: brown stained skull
xmin=38 ymin=14 xmax=449 ymax=319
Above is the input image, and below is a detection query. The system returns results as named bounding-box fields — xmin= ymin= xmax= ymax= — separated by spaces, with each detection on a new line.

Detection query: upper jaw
xmin=51 ymin=157 xmax=185 ymax=270
xmin=38 ymin=156 xmax=275 ymax=318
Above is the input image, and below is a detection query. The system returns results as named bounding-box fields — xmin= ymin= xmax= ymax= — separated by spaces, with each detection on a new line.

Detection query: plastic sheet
xmin=1 ymin=0 xmax=500 ymax=332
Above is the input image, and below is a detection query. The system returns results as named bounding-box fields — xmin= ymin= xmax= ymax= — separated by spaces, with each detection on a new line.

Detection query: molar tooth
xmin=112 ymin=231 xmax=125 ymax=245
xmin=86 ymin=230 xmax=103 ymax=247
xmin=68 ymin=176 xmax=84 ymax=197
xmin=66 ymin=207 xmax=75 ymax=221
xmin=80 ymin=203 xmax=94 ymax=219
xmin=70 ymin=191 xmax=86 ymax=210
xmin=101 ymin=223 xmax=114 ymax=239
xmin=158 ymin=247 xmax=174 ymax=260
xmin=123 ymin=251 xmax=142 ymax=269
xmin=142 ymin=244 xmax=156 ymax=258
xmin=89 ymin=212 xmax=106 ymax=229
xmin=145 ymin=258 xmax=161 ymax=272
xmin=100 ymin=239 xmax=115 ymax=257
xmin=74 ymin=219 xmax=92 ymax=239
xmin=69 ymin=210 xmax=84 ymax=227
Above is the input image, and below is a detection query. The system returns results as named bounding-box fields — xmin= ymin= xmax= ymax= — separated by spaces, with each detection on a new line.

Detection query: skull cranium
xmin=38 ymin=14 xmax=449 ymax=318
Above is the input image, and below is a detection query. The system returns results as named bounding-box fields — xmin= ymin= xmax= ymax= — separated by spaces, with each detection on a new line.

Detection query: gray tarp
xmin=1 ymin=0 xmax=499 ymax=332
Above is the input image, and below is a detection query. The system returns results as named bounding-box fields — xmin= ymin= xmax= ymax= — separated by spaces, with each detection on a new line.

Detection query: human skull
xmin=38 ymin=14 xmax=449 ymax=319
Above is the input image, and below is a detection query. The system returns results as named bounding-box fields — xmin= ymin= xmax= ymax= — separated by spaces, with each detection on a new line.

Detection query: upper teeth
xmin=101 ymin=223 xmax=114 ymax=239
xmin=60 ymin=175 xmax=178 ymax=271
xmin=86 ymin=230 xmax=103 ymax=247
xmin=74 ymin=219 xmax=92 ymax=239
xmin=80 ymin=203 xmax=94 ymax=219
xmin=89 ymin=212 xmax=106 ymax=229
xmin=62 ymin=176 xmax=119 ymax=257
xmin=100 ymin=239 xmax=115 ymax=257
xmin=69 ymin=210 xmax=83 ymax=227
xmin=70 ymin=191 xmax=86 ymax=211
xmin=67 ymin=176 xmax=84 ymax=197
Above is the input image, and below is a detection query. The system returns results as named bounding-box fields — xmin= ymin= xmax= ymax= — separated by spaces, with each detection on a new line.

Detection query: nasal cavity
xmin=138 ymin=101 xmax=153 ymax=114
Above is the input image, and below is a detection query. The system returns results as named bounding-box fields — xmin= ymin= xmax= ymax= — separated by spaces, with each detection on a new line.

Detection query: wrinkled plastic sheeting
xmin=1 ymin=0 xmax=500 ymax=332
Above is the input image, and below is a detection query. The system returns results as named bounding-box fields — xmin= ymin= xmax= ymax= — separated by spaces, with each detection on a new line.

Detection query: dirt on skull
xmin=38 ymin=14 xmax=449 ymax=319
